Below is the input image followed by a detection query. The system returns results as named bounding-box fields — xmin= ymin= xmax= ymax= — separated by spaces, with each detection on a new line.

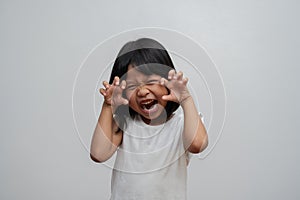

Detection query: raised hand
xmin=160 ymin=70 xmax=191 ymax=104
xmin=99 ymin=76 xmax=128 ymax=110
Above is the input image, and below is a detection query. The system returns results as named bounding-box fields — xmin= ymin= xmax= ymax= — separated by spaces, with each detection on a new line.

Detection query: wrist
xmin=179 ymin=95 xmax=192 ymax=105
xmin=103 ymin=101 xmax=111 ymax=107
xmin=103 ymin=101 xmax=119 ymax=114
xmin=102 ymin=102 xmax=114 ymax=114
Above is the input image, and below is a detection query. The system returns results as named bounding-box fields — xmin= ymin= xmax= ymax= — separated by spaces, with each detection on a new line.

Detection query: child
xmin=90 ymin=38 xmax=208 ymax=200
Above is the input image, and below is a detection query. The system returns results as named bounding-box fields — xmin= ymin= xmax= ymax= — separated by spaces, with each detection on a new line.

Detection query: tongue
xmin=145 ymin=103 xmax=154 ymax=109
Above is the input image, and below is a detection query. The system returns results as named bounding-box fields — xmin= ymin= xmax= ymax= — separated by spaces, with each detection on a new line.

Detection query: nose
xmin=137 ymin=85 xmax=150 ymax=97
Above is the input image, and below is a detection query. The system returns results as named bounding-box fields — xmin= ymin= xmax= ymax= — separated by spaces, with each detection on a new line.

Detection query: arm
xmin=90 ymin=102 xmax=123 ymax=162
xmin=90 ymin=77 xmax=128 ymax=162
xmin=161 ymin=70 xmax=208 ymax=154
xmin=181 ymin=96 xmax=208 ymax=153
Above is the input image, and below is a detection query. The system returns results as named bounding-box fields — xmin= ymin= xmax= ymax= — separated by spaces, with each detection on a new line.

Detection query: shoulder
xmin=169 ymin=108 xmax=205 ymax=124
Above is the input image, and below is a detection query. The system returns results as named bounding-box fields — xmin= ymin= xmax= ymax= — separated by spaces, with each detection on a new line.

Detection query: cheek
xmin=126 ymin=92 xmax=141 ymax=113
xmin=125 ymin=91 xmax=137 ymax=106
xmin=154 ymin=86 xmax=168 ymax=106
xmin=125 ymin=90 xmax=133 ymax=100
xmin=160 ymin=86 xmax=169 ymax=101
xmin=157 ymin=86 xmax=169 ymax=96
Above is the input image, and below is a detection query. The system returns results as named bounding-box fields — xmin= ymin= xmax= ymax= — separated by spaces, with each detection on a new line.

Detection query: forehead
xmin=126 ymin=65 xmax=161 ymax=81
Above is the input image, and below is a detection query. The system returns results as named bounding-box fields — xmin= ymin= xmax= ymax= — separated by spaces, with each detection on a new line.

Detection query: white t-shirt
xmin=110 ymin=110 xmax=192 ymax=200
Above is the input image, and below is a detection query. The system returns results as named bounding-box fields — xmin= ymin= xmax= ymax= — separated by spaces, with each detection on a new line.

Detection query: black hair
xmin=109 ymin=38 xmax=179 ymax=131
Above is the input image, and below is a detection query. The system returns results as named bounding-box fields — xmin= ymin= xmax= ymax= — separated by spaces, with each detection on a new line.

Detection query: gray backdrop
xmin=1 ymin=0 xmax=299 ymax=199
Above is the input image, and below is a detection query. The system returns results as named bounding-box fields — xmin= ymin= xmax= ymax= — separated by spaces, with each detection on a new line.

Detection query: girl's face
xmin=125 ymin=65 xmax=168 ymax=125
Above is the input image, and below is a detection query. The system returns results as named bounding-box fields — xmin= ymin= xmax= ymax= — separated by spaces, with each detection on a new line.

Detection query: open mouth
xmin=139 ymin=99 xmax=159 ymax=113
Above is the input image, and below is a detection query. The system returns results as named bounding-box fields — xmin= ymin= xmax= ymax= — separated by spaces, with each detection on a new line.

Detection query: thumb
xmin=122 ymin=99 xmax=129 ymax=105
xmin=160 ymin=78 xmax=171 ymax=89
xmin=162 ymin=94 xmax=175 ymax=102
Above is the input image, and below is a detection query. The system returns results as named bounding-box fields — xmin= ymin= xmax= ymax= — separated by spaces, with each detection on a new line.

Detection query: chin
xmin=140 ymin=107 xmax=167 ymax=125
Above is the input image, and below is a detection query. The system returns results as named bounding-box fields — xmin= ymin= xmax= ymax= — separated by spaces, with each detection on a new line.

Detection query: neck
xmin=141 ymin=113 xmax=174 ymax=126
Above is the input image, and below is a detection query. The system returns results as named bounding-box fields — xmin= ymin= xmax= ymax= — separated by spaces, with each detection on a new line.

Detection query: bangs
xmin=129 ymin=48 xmax=174 ymax=78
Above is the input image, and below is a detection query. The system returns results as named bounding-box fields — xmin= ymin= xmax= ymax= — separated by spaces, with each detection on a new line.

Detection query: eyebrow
xmin=126 ymin=74 xmax=160 ymax=80
xmin=125 ymin=80 xmax=137 ymax=84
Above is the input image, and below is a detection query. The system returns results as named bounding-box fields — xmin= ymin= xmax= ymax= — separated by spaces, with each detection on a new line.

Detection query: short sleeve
xmin=199 ymin=112 xmax=205 ymax=124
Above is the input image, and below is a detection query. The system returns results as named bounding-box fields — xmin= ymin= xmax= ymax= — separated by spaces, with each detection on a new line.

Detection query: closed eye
xmin=126 ymin=85 xmax=137 ymax=90
xmin=146 ymin=79 xmax=160 ymax=85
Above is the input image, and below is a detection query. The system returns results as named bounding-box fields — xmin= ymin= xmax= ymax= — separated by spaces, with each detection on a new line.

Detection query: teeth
xmin=142 ymin=100 xmax=153 ymax=105
xmin=140 ymin=100 xmax=156 ymax=110
xmin=140 ymin=100 xmax=154 ymax=105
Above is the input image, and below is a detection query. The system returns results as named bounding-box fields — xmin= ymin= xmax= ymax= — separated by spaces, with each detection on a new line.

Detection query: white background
xmin=1 ymin=0 xmax=299 ymax=199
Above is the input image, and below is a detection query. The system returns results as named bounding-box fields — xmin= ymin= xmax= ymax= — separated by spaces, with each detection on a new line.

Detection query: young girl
xmin=90 ymin=38 xmax=208 ymax=200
